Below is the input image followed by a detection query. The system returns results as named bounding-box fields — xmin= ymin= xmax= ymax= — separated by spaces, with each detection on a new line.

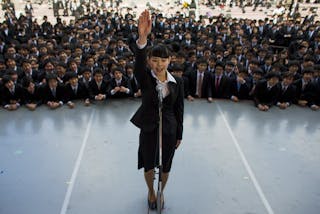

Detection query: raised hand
xmin=137 ymin=9 xmax=152 ymax=46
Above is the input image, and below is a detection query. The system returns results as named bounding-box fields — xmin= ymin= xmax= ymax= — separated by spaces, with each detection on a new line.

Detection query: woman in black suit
xmin=130 ymin=10 xmax=184 ymax=210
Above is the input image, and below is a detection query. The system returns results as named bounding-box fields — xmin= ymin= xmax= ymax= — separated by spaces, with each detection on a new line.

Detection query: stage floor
xmin=0 ymin=99 xmax=319 ymax=214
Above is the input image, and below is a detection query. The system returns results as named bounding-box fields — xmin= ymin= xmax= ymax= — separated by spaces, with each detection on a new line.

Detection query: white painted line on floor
xmin=216 ymin=104 xmax=275 ymax=214
xmin=60 ymin=109 xmax=96 ymax=214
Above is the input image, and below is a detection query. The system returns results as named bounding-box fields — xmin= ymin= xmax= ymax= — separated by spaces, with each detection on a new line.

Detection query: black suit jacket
xmin=108 ymin=77 xmax=132 ymax=98
xmin=130 ymin=45 xmax=184 ymax=140
xmin=229 ymin=78 xmax=251 ymax=100
xmin=19 ymin=70 xmax=41 ymax=83
xmin=22 ymin=86 xmax=42 ymax=106
xmin=253 ymin=80 xmax=281 ymax=106
xmin=314 ymin=78 xmax=320 ymax=105
xmin=211 ymin=74 xmax=231 ymax=99
xmin=1 ymin=85 xmax=24 ymax=106
xmin=187 ymin=70 xmax=212 ymax=98
xmin=64 ymin=82 xmax=89 ymax=102
xmin=39 ymin=83 xmax=65 ymax=104
xmin=277 ymin=83 xmax=297 ymax=104
xmin=294 ymin=79 xmax=317 ymax=106
xmin=88 ymin=80 xmax=108 ymax=100
xmin=260 ymin=64 xmax=273 ymax=74
xmin=128 ymin=75 xmax=140 ymax=94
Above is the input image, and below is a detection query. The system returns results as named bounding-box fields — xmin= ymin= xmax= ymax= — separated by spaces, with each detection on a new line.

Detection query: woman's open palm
xmin=138 ymin=10 xmax=152 ymax=40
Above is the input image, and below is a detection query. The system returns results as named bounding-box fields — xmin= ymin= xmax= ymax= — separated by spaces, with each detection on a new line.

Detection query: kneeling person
xmin=108 ymin=67 xmax=132 ymax=98
xmin=65 ymin=72 xmax=90 ymax=108
xmin=40 ymin=74 xmax=65 ymax=109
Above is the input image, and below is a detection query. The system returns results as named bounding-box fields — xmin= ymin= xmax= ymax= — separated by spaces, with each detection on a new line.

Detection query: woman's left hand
xmin=176 ymin=140 xmax=182 ymax=149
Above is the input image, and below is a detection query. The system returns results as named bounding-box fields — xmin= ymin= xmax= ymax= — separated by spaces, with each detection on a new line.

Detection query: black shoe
xmin=148 ymin=199 xmax=157 ymax=210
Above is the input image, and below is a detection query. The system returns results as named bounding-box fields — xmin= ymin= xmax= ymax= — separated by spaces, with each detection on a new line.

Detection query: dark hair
xmin=171 ymin=63 xmax=184 ymax=72
xmin=265 ymin=72 xmax=280 ymax=80
xmin=282 ymin=72 xmax=294 ymax=79
xmin=197 ymin=57 xmax=208 ymax=65
xmin=302 ymin=67 xmax=314 ymax=75
xmin=93 ymin=68 xmax=103 ymax=76
xmin=125 ymin=63 xmax=134 ymax=70
xmin=46 ymin=73 xmax=57 ymax=81
xmin=22 ymin=77 xmax=34 ymax=88
xmin=111 ymin=67 xmax=123 ymax=74
xmin=147 ymin=44 xmax=171 ymax=58
xmin=314 ymin=64 xmax=320 ymax=71
xmin=215 ymin=61 xmax=225 ymax=69
xmin=1 ymin=75 xmax=12 ymax=85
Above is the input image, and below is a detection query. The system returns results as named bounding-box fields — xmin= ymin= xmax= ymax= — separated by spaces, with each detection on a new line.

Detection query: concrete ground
xmin=0 ymin=99 xmax=319 ymax=214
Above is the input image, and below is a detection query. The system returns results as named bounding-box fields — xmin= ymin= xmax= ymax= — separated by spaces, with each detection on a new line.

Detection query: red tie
xmin=215 ymin=76 xmax=220 ymax=92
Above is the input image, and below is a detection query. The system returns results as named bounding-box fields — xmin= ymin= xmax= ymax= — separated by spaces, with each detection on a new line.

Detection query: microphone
xmin=156 ymin=84 xmax=163 ymax=105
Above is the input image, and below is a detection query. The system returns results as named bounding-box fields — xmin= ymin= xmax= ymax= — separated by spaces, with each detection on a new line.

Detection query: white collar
xmin=150 ymin=70 xmax=176 ymax=84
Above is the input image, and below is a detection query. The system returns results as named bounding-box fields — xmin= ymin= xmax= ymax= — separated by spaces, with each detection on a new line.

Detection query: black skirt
xmin=138 ymin=129 xmax=176 ymax=173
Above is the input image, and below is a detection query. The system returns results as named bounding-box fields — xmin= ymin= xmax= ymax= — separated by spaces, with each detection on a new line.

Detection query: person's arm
xmin=134 ymin=10 xmax=152 ymax=90
xmin=252 ymin=82 xmax=262 ymax=107
xmin=88 ymin=82 xmax=97 ymax=101
xmin=174 ymin=77 xmax=184 ymax=141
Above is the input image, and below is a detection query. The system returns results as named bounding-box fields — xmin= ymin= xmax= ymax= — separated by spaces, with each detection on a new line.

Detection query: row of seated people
xmin=0 ymin=57 xmax=320 ymax=111
xmin=176 ymin=59 xmax=320 ymax=111
xmin=0 ymin=66 xmax=136 ymax=110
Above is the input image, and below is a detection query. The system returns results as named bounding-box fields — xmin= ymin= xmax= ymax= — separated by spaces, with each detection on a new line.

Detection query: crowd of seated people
xmin=0 ymin=5 xmax=319 ymax=111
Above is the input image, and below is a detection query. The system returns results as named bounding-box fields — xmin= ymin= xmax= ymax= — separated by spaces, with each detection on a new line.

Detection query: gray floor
xmin=0 ymin=99 xmax=319 ymax=214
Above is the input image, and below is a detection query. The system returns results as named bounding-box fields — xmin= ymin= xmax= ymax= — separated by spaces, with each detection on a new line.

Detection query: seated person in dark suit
xmin=88 ymin=68 xmax=108 ymax=101
xmin=1 ymin=75 xmax=24 ymax=111
xmin=0 ymin=58 xmax=7 ymax=81
xmin=276 ymin=72 xmax=297 ymax=109
xmin=248 ymin=68 xmax=264 ymax=98
xmin=126 ymin=63 xmax=141 ymax=97
xmin=56 ymin=62 xmax=68 ymax=84
xmin=64 ymin=72 xmax=90 ymax=108
xmin=287 ymin=60 xmax=302 ymax=81
xmin=224 ymin=61 xmax=237 ymax=80
xmin=314 ymin=65 xmax=320 ymax=106
xmin=294 ymin=68 xmax=319 ymax=111
xmin=229 ymin=68 xmax=251 ymax=102
xmin=185 ymin=57 xmax=212 ymax=102
xmin=253 ymin=72 xmax=281 ymax=111
xmin=211 ymin=61 xmax=231 ymax=100
xmin=108 ymin=67 xmax=132 ymax=98
xmin=40 ymin=74 xmax=65 ymax=109
xmin=6 ymin=69 xmax=20 ymax=86
xmin=38 ymin=59 xmax=56 ymax=84
xmin=21 ymin=77 xmax=42 ymax=111
xmin=19 ymin=59 xmax=40 ymax=84
xmin=79 ymin=67 xmax=92 ymax=90
xmin=260 ymin=55 xmax=273 ymax=74
xmin=171 ymin=63 xmax=189 ymax=99
xmin=5 ymin=57 xmax=22 ymax=77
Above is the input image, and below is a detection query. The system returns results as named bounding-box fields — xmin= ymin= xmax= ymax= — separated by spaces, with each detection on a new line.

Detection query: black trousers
xmin=138 ymin=129 xmax=176 ymax=173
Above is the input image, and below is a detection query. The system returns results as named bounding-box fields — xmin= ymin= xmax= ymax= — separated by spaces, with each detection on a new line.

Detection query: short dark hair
xmin=282 ymin=72 xmax=294 ymax=79
xmin=171 ymin=63 xmax=184 ymax=72
xmin=147 ymin=44 xmax=171 ymax=58
xmin=112 ymin=67 xmax=123 ymax=74
xmin=197 ymin=57 xmax=208 ymax=65
xmin=22 ymin=77 xmax=34 ymax=88
xmin=46 ymin=73 xmax=58 ymax=81
xmin=93 ymin=68 xmax=103 ymax=76
xmin=302 ymin=67 xmax=314 ymax=75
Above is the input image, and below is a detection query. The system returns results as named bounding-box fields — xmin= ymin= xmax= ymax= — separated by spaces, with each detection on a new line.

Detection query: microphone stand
xmin=156 ymin=86 xmax=163 ymax=214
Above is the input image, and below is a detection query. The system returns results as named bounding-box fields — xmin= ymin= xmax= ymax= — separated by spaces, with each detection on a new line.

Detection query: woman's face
xmin=147 ymin=56 xmax=171 ymax=75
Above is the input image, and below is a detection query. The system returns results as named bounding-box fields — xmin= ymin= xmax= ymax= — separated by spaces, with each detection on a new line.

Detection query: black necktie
xmin=52 ymin=88 xmax=56 ymax=97
xmin=282 ymin=86 xmax=287 ymax=93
